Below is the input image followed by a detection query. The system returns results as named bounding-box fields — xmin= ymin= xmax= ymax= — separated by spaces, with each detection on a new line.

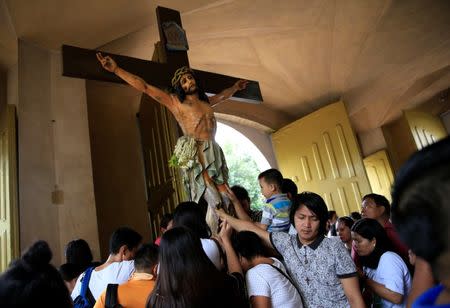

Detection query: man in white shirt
xmin=71 ymin=227 xmax=142 ymax=301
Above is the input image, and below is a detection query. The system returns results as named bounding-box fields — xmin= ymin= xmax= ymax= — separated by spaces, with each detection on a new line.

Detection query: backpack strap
xmin=80 ymin=267 xmax=94 ymax=298
xmin=105 ymin=284 xmax=121 ymax=308
xmin=79 ymin=266 xmax=96 ymax=306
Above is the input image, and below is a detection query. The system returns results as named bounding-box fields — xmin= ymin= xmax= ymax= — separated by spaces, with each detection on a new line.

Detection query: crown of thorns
xmin=171 ymin=66 xmax=194 ymax=87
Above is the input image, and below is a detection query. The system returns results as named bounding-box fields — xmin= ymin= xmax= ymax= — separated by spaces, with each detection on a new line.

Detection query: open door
xmin=137 ymin=94 xmax=185 ymax=239
xmin=363 ymin=150 xmax=394 ymax=202
xmin=0 ymin=105 xmax=19 ymax=272
xmin=272 ymin=101 xmax=371 ymax=216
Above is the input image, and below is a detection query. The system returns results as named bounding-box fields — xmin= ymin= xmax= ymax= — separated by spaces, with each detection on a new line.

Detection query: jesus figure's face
xmin=180 ymin=73 xmax=197 ymax=95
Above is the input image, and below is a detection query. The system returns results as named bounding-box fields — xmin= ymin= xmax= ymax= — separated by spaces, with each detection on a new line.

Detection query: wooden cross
xmin=61 ymin=6 xmax=263 ymax=218
xmin=61 ymin=6 xmax=263 ymax=104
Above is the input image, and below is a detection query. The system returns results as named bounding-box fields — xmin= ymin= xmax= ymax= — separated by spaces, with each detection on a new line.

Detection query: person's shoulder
xmin=325 ymin=235 xmax=342 ymax=246
xmin=380 ymin=251 xmax=404 ymax=264
xmin=317 ymin=236 xmax=346 ymax=255
xmin=378 ymin=251 xmax=410 ymax=273
xmin=270 ymin=231 xmax=296 ymax=245
xmin=246 ymin=265 xmax=268 ymax=282
xmin=201 ymin=238 xmax=218 ymax=250
xmin=106 ymin=260 xmax=135 ymax=273
xmin=271 ymin=193 xmax=290 ymax=202
xmin=93 ymin=289 xmax=107 ymax=308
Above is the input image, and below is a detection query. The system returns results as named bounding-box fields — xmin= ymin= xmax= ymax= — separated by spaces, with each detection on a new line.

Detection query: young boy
xmin=257 ymin=169 xmax=291 ymax=232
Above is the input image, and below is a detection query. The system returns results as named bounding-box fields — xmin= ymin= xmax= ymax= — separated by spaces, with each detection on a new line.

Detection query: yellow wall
xmin=18 ymin=41 xmax=100 ymax=265
xmin=272 ymin=101 xmax=371 ymax=216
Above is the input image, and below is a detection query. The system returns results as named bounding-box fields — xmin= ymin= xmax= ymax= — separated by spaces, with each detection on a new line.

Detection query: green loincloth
xmin=171 ymin=136 xmax=229 ymax=202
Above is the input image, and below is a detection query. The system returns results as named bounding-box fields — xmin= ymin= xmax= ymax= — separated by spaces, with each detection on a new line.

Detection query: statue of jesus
xmin=97 ymin=52 xmax=248 ymax=233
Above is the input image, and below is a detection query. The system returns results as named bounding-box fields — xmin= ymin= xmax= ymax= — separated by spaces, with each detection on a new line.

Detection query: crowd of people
xmin=0 ymin=137 xmax=448 ymax=307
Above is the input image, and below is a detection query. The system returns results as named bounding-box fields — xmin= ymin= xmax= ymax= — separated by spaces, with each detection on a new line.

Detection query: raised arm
xmin=96 ymin=52 xmax=172 ymax=107
xmin=216 ymin=209 xmax=272 ymax=249
xmin=219 ymin=221 xmax=242 ymax=275
xmin=209 ymin=80 xmax=248 ymax=107
xmin=225 ymin=187 xmax=252 ymax=222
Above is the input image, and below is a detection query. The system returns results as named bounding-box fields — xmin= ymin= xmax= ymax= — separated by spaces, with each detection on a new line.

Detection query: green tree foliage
xmin=222 ymin=141 xmax=265 ymax=210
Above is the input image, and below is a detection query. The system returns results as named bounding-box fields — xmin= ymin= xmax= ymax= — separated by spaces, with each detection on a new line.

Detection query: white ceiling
xmin=1 ymin=0 xmax=449 ymax=133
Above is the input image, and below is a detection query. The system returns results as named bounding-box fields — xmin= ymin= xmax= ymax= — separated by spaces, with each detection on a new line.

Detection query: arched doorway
xmin=215 ymin=122 xmax=271 ymax=210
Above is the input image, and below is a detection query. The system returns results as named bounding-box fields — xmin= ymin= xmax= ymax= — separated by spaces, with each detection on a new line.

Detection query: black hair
xmin=147 ymin=227 xmax=236 ymax=308
xmin=231 ymin=185 xmax=250 ymax=203
xmin=65 ymin=239 xmax=93 ymax=270
xmin=109 ymin=227 xmax=143 ymax=254
xmin=351 ymin=218 xmax=392 ymax=269
xmin=281 ymin=178 xmax=298 ymax=196
xmin=0 ymin=241 xmax=72 ymax=307
xmin=169 ymin=72 xmax=210 ymax=103
xmin=59 ymin=263 xmax=83 ymax=282
xmin=289 ymin=192 xmax=329 ymax=236
xmin=350 ymin=211 xmax=362 ymax=221
xmin=173 ymin=201 xmax=211 ymax=239
xmin=160 ymin=213 xmax=173 ymax=229
xmin=337 ymin=216 xmax=354 ymax=229
xmin=134 ymin=243 xmax=159 ymax=273
xmin=362 ymin=193 xmax=391 ymax=217
xmin=258 ymin=168 xmax=283 ymax=188
xmin=328 ymin=210 xmax=337 ymax=220
xmin=233 ymin=231 xmax=266 ymax=260
xmin=391 ymin=136 xmax=450 ymax=280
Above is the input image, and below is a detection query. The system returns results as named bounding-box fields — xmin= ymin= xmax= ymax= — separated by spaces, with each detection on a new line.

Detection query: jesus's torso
xmin=170 ymin=95 xmax=216 ymax=141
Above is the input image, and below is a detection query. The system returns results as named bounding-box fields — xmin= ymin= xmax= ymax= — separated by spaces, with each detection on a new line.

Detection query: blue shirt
xmin=413 ymin=285 xmax=450 ymax=308
xmin=260 ymin=193 xmax=291 ymax=232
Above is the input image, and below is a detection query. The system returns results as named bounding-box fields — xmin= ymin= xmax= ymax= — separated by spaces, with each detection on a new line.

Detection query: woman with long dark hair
xmin=147 ymin=227 xmax=247 ymax=308
xmin=352 ymin=218 xmax=411 ymax=307
xmin=172 ymin=201 xmax=223 ymax=269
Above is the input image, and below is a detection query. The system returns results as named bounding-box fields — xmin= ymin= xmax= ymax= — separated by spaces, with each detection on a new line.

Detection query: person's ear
xmin=118 ymin=245 xmax=127 ymax=260
xmin=371 ymin=238 xmax=377 ymax=249
xmin=152 ymin=263 xmax=159 ymax=278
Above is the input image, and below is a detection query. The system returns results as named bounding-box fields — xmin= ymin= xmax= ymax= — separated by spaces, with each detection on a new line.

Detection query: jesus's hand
xmin=96 ymin=52 xmax=118 ymax=73
xmin=234 ymin=79 xmax=248 ymax=91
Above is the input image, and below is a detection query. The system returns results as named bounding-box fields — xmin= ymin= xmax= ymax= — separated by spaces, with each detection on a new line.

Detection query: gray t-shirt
xmin=270 ymin=232 xmax=357 ymax=308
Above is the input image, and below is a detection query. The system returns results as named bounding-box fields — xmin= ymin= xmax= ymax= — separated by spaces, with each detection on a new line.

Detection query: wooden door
xmin=0 ymin=105 xmax=19 ymax=272
xmin=272 ymin=101 xmax=371 ymax=216
xmin=363 ymin=150 xmax=394 ymax=202
xmin=137 ymin=95 xmax=184 ymax=239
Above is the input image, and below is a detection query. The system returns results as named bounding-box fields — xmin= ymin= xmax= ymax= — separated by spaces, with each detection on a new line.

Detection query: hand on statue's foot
xmin=216 ymin=208 xmax=228 ymax=220
xmin=219 ymin=221 xmax=233 ymax=241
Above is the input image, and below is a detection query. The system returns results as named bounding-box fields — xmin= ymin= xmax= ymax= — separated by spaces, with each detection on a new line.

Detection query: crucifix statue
xmin=62 ymin=6 xmax=262 ymax=234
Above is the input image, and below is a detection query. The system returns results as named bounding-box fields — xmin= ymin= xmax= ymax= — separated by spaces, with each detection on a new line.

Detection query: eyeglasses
xmin=361 ymin=203 xmax=382 ymax=210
